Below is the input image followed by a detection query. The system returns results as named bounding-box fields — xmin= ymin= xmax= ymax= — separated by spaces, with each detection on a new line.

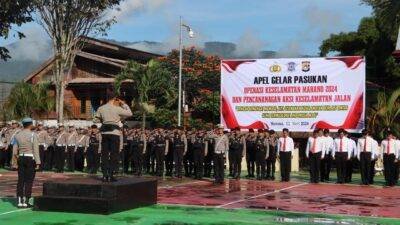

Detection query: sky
xmin=0 ymin=0 xmax=373 ymax=58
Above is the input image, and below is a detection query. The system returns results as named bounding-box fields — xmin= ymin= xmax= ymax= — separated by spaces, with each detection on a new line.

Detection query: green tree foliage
xmin=0 ymin=0 xmax=33 ymax=61
xmin=115 ymin=59 xmax=174 ymax=128
xmin=362 ymin=0 xmax=400 ymax=29
xmin=5 ymin=82 xmax=55 ymax=119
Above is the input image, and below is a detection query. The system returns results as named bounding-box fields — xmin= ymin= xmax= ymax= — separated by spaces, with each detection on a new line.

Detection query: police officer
xmin=204 ymin=130 xmax=214 ymax=178
xmin=305 ymin=129 xmax=325 ymax=183
xmin=94 ymin=92 xmax=133 ymax=182
xmin=245 ymin=129 xmax=256 ymax=178
xmin=66 ymin=125 xmax=78 ymax=172
xmin=266 ymin=130 xmax=278 ymax=180
xmin=381 ymin=131 xmax=398 ymax=186
xmin=5 ymin=120 xmax=21 ymax=168
xmin=75 ymin=128 xmax=88 ymax=172
xmin=210 ymin=125 xmax=229 ymax=184
xmin=152 ymin=129 xmax=169 ymax=177
xmin=345 ymin=132 xmax=357 ymax=183
xmin=36 ymin=122 xmax=50 ymax=171
xmin=87 ymin=125 xmax=101 ymax=174
xmin=333 ymin=129 xmax=351 ymax=184
xmin=320 ymin=129 xmax=334 ymax=182
xmin=278 ymin=128 xmax=294 ymax=182
xmin=192 ymin=130 xmax=207 ymax=179
xmin=54 ymin=124 xmax=68 ymax=173
xmin=165 ymin=129 xmax=175 ymax=177
xmin=357 ymin=129 xmax=378 ymax=185
xmin=184 ymin=130 xmax=194 ymax=177
xmin=255 ymin=130 xmax=269 ymax=180
xmin=172 ymin=128 xmax=187 ymax=178
xmin=132 ymin=130 xmax=147 ymax=176
xmin=12 ymin=118 xmax=40 ymax=208
xmin=229 ymin=127 xmax=246 ymax=179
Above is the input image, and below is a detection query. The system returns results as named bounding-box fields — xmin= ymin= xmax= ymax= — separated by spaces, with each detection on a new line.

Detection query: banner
xmin=220 ymin=56 xmax=365 ymax=132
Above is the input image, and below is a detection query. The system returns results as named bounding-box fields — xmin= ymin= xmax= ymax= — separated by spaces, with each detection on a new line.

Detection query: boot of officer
xmin=12 ymin=118 xmax=40 ymax=208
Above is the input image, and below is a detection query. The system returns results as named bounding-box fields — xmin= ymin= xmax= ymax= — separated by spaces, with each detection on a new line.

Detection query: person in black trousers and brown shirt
xmin=94 ymin=91 xmax=133 ymax=182
xmin=305 ymin=129 xmax=325 ymax=183
xmin=12 ymin=118 xmax=40 ymax=208
xmin=277 ymin=128 xmax=294 ymax=182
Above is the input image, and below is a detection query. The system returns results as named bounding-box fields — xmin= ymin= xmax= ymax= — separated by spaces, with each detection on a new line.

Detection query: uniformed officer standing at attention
xmin=229 ymin=127 xmax=246 ymax=180
xmin=191 ymin=130 xmax=208 ymax=179
xmin=172 ymin=128 xmax=187 ymax=178
xmin=266 ymin=130 xmax=278 ymax=180
xmin=357 ymin=129 xmax=378 ymax=185
xmin=380 ymin=131 xmax=398 ymax=187
xmin=36 ymin=122 xmax=50 ymax=171
xmin=75 ymin=128 xmax=88 ymax=172
xmin=132 ymin=130 xmax=147 ymax=176
xmin=152 ymin=129 xmax=169 ymax=177
xmin=305 ymin=129 xmax=325 ymax=183
xmin=333 ymin=129 xmax=351 ymax=184
xmin=12 ymin=118 xmax=40 ymax=208
xmin=54 ymin=124 xmax=68 ymax=173
xmin=277 ymin=128 xmax=294 ymax=182
xmin=245 ymin=129 xmax=256 ymax=178
xmin=210 ymin=125 xmax=229 ymax=184
xmin=320 ymin=129 xmax=334 ymax=182
xmin=94 ymin=91 xmax=133 ymax=182
xmin=86 ymin=125 xmax=101 ymax=174
xmin=255 ymin=130 xmax=269 ymax=180
xmin=66 ymin=125 xmax=78 ymax=172
xmin=5 ymin=120 xmax=21 ymax=168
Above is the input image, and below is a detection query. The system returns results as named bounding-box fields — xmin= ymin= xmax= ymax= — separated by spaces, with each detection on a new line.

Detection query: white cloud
xmin=234 ymin=30 xmax=265 ymax=58
xmin=107 ymin=0 xmax=170 ymax=23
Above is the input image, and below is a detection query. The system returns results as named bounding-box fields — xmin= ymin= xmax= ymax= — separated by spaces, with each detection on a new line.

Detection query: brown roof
xmin=68 ymin=78 xmax=133 ymax=84
xmin=24 ymin=57 xmax=55 ymax=83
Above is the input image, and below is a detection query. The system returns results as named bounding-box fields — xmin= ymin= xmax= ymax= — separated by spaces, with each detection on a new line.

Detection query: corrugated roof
xmin=67 ymin=77 xmax=133 ymax=84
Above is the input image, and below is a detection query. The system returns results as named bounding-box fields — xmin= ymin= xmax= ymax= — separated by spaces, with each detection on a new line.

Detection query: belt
xmin=19 ymin=153 xmax=34 ymax=157
xmin=67 ymin=145 xmax=76 ymax=147
xmin=56 ymin=144 xmax=65 ymax=147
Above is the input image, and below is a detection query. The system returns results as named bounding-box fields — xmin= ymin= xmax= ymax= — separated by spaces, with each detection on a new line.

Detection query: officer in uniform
xmin=357 ymin=129 xmax=378 ymax=185
xmin=210 ymin=125 xmax=229 ymax=184
xmin=152 ymin=129 xmax=169 ymax=177
xmin=320 ymin=129 xmax=334 ymax=182
xmin=165 ymin=129 xmax=174 ymax=177
xmin=0 ymin=125 xmax=7 ymax=168
xmin=87 ymin=125 xmax=101 ymax=174
xmin=36 ymin=122 xmax=50 ymax=171
xmin=54 ymin=124 xmax=68 ymax=173
xmin=333 ymin=129 xmax=351 ymax=184
xmin=229 ymin=127 xmax=246 ymax=179
xmin=172 ymin=128 xmax=187 ymax=178
xmin=122 ymin=126 xmax=132 ymax=174
xmin=345 ymin=132 xmax=357 ymax=183
xmin=245 ymin=129 xmax=256 ymax=178
xmin=94 ymin=92 xmax=133 ymax=182
xmin=132 ymin=130 xmax=147 ymax=176
xmin=75 ymin=128 xmax=88 ymax=172
xmin=255 ymin=130 xmax=269 ymax=180
xmin=146 ymin=130 xmax=156 ymax=175
xmin=184 ymin=130 xmax=194 ymax=177
xmin=277 ymin=128 xmax=294 ymax=182
xmin=12 ymin=118 xmax=40 ymax=208
xmin=266 ymin=130 xmax=278 ymax=180
xmin=44 ymin=126 xmax=56 ymax=171
xmin=381 ymin=131 xmax=398 ymax=186
xmin=5 ymin=120 xmax=21 ymax=168
xmin=192 ymin=130 xmax=208 ymax=179
xmin=305 ymin=129 xmax=325 ymax=183
xmin=204 ymin=130 xmax=214 ymax=178
xmin=66 ymin=125 xmax=78 ymax=172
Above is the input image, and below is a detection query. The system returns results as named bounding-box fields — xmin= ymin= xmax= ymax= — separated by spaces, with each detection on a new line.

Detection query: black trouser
xmin=86 ymin=144 xmax=100 ymax=174
xmin=132 ymin=146 xmax=143 ymax=176
xmin=345 ymin=157 xmax=354 ymax=183
xmin=360 ymin=152 xmax=372 ymax=185
xmin=123 ymin=142 xmax=132 ymax=173
xmin=256 ymin=150 xmax=267 ymax=179
xmin=0 ymin=148 xmax=6 ymax=168
xmin=144 ymin=144 xmax=154 ymax=174
xmin=16 ymin=156 xmax=36 ymax=198
xmin=66 ymin=146 xmax=75 ymax=172
xmin=39 ymin=145 xmax=46 ymax=171
xmin=335 ymin=152 xmax=347 ymax=184
xmin=320 ymin=152 xmax=332 ymax=182
xmin=213 ymin=153 xmax=225 ymax=183
xmin=193 ymin=148 xmax=205 ymax=179
xmin=149 ymin=146 xmax=156 ymax=174
xmin=266 ymin=149 xmax=276 ymax=179
xmin=279 ymin=151 xmax=291 ymax=182
xmin=395 ymin=161 xmax=400 ymax=184
xmin=155 ymin=146 xmax=165 ymax=176
xmin=184 ymin=149 xmax=194 ymax=177
xmin=54 ymin=146 xmax=66 ymax=172
xmin=44 ymin=146 xmax=54 ymax=171
xmin=246 ymin=148 xmax=255 ymax=177
xmin=3 ymin=145 xmax=12 ymax=167
xmin=174 ymin=147 xmax=184 ymax=177
xmin=369 ymin=159 xmax=376 ymax=184
xmin=101 ymin=134 xmax=120 ymax=178
xmin=74 ymin=147 xmax=85 ymax=172
xmin=204 ymin=150 xmax=214 ymax=177
xmin=383 ymin=153 xmax=396 ymax=186
xmin=166 ymin=148 xmax=174 ymax=177
xmin=231 ymin=150 xmax=242 ymax=179
xmin=309 ymin=152 xmax=321 ymax=183
xmin=228 ymin=149 xmax=234 ymax=176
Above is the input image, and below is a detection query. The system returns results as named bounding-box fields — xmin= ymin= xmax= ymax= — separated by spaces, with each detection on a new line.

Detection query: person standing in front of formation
xmin=333 ymin=129 xmax=351 ymax=184
xmin=357 ymin=129 xmax=378 ymax=185
xmin=381 ymin=131 xmax=398 ymax=187
xmin=245 ymin=129 xmax=256 ymax=178
xmin=36 ymin=122 xmax=50 ymax=171
xmin=93 ymin=91 xmax=133 ymax=182
xmin=277 ymin=128 xmax=294 ymax=182
xmin=320 ymin=129 xmax=334 ymax=182
xmin=192 ymin=130 xmax=208 ymax=179
xmin=228 ymin=127 xmax=246 ymax=180
xmin=266 ymin=130 xmax=278 ymax=180
xmin=66 ymin=125 xmax=78 ymax=172
xmin=12 ymin=118 xmax=40 ymax=208
xmin=211 ymin=125 xmax=229 ymax=184
xmin=54 ymin=124 xmax=68 ymax=173
xmin=305 ymin=129 xmax=325 ymax=184
xmin=86 ymin=125 xmax=101 ymax=174
xmin=255 ymin=130 xmax=269 ymax=180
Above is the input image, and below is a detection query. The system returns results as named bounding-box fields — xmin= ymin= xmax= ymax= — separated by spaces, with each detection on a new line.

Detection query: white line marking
xmin=216 ymin=182 xmax=308 ymax=208
xmin=159 ymin=180 xmax=208 ymax=189
xmin=0 ymin=208 xmax=30 ymax=216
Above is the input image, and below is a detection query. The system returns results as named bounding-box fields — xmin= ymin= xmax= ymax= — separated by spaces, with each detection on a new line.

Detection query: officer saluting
xmin=94 ymin=91 xmax=133 ymax=182
xmin=12 ymin=118 xmax=40 ymax=208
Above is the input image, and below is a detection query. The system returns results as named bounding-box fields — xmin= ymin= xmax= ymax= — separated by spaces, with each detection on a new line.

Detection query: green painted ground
xmin=0 ymin=199 xmax=399 ymax=225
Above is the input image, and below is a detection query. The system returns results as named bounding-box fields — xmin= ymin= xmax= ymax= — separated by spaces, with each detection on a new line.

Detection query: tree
xmin=34 ymin=0 xmax=121 ymax=122
xmin=368 ymin=88 xmax=400 ymax=139
xmin=0 ymin=0 xmax=33 ymax=61
xmin=115 ymin=59 xmax=174 ymax=129
xmin=5 ymin=82 xmax=55 ymax=119
xmin=362 ymin=0 xmax=400 ymax=29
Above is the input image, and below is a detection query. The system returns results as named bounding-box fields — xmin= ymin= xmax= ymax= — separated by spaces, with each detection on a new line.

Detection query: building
xmin=24 ymin=37 xmax=160 ymax=121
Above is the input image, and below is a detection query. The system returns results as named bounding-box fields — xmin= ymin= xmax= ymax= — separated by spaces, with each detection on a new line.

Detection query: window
xmin=80 ymin=97 xmax=86 ymax=114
